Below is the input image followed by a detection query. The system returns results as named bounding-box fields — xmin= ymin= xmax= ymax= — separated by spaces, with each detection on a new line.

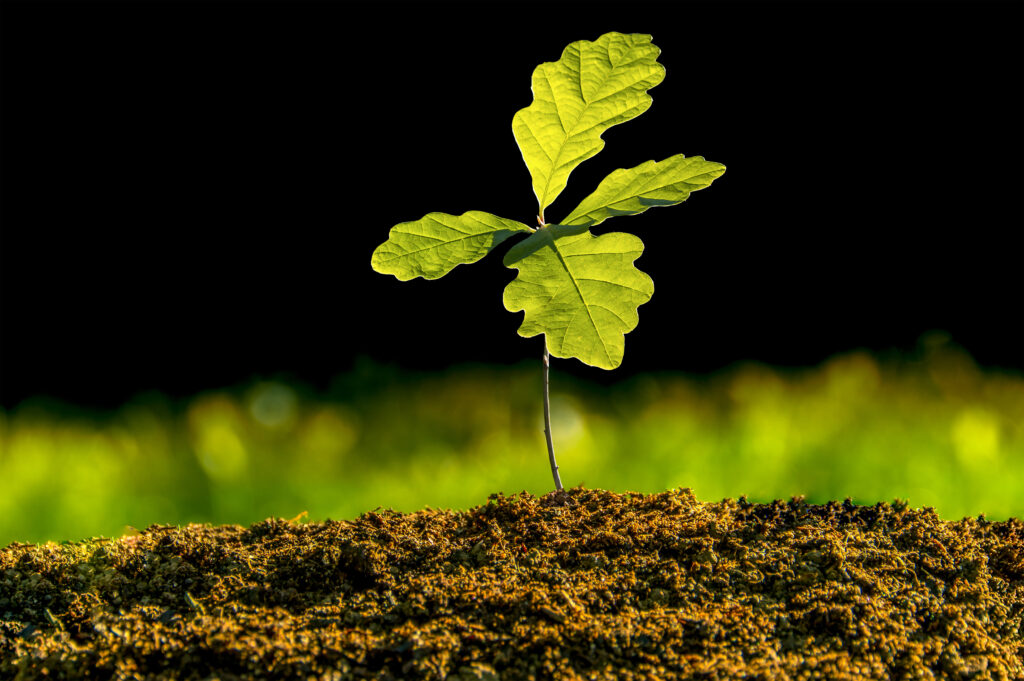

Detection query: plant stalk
xmin=543 ymin=346 xmax=563 ymax=491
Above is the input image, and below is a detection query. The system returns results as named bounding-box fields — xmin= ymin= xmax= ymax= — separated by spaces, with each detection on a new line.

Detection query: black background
xmin=1 ymin=0 xmax=1022 ymax=409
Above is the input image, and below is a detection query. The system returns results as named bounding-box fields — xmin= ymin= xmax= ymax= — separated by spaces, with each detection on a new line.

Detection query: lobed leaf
xmin=503 ymin=225 xmax=654 ymax=370
xmin=372 ymin=211 xmax=532 ymax=281
xmin=512 ymin=32 xmax=665 ymax=218
xmin=561 ymin=154 xmax=726 ymax=228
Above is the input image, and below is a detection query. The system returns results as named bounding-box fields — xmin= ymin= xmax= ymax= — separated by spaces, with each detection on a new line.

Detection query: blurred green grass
xmin=2 ymin=333 xmax=1023 ymax=546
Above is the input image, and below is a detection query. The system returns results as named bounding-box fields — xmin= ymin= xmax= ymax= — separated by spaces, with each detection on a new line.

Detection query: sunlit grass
xmin=2 ymin=334 xmax=1022 ymax=545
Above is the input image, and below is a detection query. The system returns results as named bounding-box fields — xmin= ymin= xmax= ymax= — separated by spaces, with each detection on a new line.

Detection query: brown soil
xmin=2 ymin=487 xmax=1023 ymax=680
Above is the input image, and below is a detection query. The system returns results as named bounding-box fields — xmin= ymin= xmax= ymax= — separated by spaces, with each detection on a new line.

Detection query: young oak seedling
xmin=372 ymin=32 xmax=724 ymax=490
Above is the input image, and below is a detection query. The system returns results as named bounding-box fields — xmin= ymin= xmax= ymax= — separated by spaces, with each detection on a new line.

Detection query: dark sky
xmin=1 ymin=0 xmax=1022 ymax=409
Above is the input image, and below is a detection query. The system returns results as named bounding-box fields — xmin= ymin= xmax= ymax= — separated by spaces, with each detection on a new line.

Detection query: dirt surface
xmin=2 ymin=487 xmax=1023 ymax=680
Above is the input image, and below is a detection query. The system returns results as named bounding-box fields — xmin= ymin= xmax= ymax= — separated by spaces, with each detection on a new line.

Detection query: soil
xmin=2 ymin=487 xmax=1023 ymax=680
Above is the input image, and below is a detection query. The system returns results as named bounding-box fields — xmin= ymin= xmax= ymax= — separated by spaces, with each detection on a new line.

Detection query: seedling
xmin=371 ymin=32 xmax=724 ymax=490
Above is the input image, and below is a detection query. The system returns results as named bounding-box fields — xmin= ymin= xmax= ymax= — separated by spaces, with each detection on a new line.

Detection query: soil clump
xmin=2 ymin=487 xmax=1023 ymax=680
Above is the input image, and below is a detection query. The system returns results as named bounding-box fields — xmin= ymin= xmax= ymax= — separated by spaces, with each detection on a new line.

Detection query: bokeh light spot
xmin=951 ymin=407 xmax=1000 ymax=466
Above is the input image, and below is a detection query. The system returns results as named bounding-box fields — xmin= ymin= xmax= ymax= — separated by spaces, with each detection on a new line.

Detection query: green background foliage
xmin=2 ymin=336 xmax=1022 ymax=546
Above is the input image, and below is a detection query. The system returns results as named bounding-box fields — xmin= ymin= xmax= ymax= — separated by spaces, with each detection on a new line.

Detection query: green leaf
xmin=503 ymin=225 xmax=653 ymax=369
xmin=512 ymin=32 xmax=665 ymax=218
xmin=561 ymin=154 xmax=726 ymax=228
xmin=372 ymin=211 xmax=532 ymax=281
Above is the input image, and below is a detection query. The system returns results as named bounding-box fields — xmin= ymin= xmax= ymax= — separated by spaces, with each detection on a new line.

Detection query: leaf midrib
xmin=378 ymin=226 xmax=528 ymax=265
xmin=377 ymin=231 xmax=491 ymax=264
xmin=549 ymin=238 xmax=612 ymax=366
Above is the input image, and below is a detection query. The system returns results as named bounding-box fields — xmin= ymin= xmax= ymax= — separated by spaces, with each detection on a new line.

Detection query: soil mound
xmin=2 ymin=488 xmax=1023 ymax=680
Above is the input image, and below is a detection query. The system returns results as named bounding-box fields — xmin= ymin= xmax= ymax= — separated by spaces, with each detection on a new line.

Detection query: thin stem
xmin=543 ymin=345 xmax=563 ymax=491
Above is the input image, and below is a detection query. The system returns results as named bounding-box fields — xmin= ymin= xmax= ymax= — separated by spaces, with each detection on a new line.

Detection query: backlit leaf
xmin=562 ymin=154 xmax=726 ymax=228
xmin=512 ymin=33 xmax=665 ymax=218
xmin=372 ymin=211 xmax=532 ymax=281
xmin=502 ymin=225 xmax=653 ymax=369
